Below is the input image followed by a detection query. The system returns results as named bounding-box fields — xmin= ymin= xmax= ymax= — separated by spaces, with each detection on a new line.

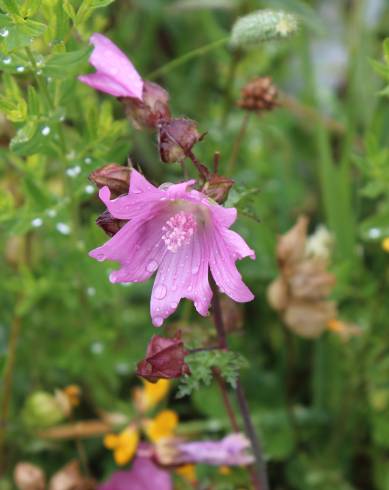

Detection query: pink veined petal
xmin=98 ymin=185 xmax=163 ymax=220
xmin=78 ymin=73 xmax=136 ymax=98
xmin=165 ymin=180 xmax=196 ymax=200
xmin=89 ymin=212 xmax=169 ymax=283
xmin=89 ymin=33 xmax=143 ymax=100
xmin=150 ymin=229 xmax=212 ymax=327
xmin=209 ymin=202 xmax=237 ymax=228
xmin=130 ymin=169 xmax=158 ymax=194
xmin=222 ymin=228 xmax=256 ymax=260
xmin=209 ymin=225 xmax=254 ymax=303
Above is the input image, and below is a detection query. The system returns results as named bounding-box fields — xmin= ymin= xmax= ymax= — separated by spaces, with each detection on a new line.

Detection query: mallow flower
xmin=89 ymin=170 xmax=255 ymax=326
xmin=79 ymin=33 xmax=143 ymax=99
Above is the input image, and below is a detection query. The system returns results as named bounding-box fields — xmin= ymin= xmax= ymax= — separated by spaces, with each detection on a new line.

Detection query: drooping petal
xmin=98 ymin=185 xmax=163 ymax=220
xmin=209 ymin=225 xmax=254 ymax=303
xmin=222 ymin=228 xmax=256 ymax=260
xmin=88 ymin=33 xmax=143 ymax=100
xmin=78 ymin=73 xmax=135 ymax=98
xmin=130 ymin=169 xmax=158 ymax=194
xmin=164 ymin=179 xmax=196 ymax=200
xmin=150 ymin=229 xmax=212 ymax=327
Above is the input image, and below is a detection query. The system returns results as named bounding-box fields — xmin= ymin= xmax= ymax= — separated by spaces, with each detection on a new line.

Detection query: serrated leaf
xmin=42 ymin=46 xmax=92 ymax=77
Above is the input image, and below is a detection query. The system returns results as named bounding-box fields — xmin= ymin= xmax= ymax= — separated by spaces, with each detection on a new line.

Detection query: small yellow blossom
xmin=63 ymin=385 xmax=81 ymax=407
xmin=133 ymin=379 xmax=171 ymax=413
xmin=219 ymin=465 xmax=232 ymax=476
xmin=176 ymin=464 xmax=197 ymax=483
xmin=327 ymin=319 xmax=362 ymax=342
xmin=104 ymin=426 xmax=139 ymax=466
xmin=382 ymin=237 xmax=389 ymax=253
xmin=145 ymin=409 xmax=178 ymax=442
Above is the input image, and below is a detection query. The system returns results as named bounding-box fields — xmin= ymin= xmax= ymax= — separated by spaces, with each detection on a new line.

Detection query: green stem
xmin=227 ymin=112 xmax=251 ymax=173
xmin=147 ymin=37 xmax=229 ymax=80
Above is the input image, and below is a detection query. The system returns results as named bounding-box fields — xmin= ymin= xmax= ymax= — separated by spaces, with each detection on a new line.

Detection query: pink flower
xmin=79 ymin=33 xmax=143 ymax=99
xmin=99 ymin=455 xmax=172 ymax=490
xmin=156 ymin=433 xmax=254 ymax=466
xmin=89 ymin=170 xmax=255 ymax=327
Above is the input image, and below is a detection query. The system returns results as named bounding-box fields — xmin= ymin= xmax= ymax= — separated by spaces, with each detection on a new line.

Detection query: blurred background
xmin=1 ymin=0 xmax=389 ymax=488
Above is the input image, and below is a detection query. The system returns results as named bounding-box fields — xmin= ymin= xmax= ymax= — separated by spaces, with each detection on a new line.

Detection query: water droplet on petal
xmin=170 ymin=302 xmax=178 ymax=309
xmin=192 ymin=264 xmax=199 ymax=274
xmin=146 ymin=259 xmax=158 ymax=272
xmin=94 ymin=253 xmax=105 ymax=261
xmin=154 ymin=284 xmax=167 ymax=300
xmin=154 ymin=316 xmax=163 ymax=327
xmin=187 ymin=285 xmax=193 ymax=292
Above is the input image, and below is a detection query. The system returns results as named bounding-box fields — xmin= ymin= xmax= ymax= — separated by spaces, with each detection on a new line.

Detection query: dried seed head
xmin=202 ymin=175 xmax=234 ymax=204
xmin=14 ymin=463 xmax=45 ymax=490
xmin=96 ymin=210 xmax=127 ymax=237
xmin=238 ymin=77 xmax=278 ymax=112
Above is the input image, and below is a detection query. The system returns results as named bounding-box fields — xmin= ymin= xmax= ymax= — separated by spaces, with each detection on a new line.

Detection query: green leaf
xmin=176 ymin=350 xmax=249 ymax=398
xmin=20 ymin=0 xmax=42 ymax=17
xmin=0 ymin=0 xmax=20 ymax=16
xmin=42 ymin=46 xmax=92 ymax=77
xmin=10 ymin=121 xmax=54 ymax=156
xmin=0 ymin=15 xmax=46 ymax=50
xmin=63 ymin=0 xmax=76 ymax=19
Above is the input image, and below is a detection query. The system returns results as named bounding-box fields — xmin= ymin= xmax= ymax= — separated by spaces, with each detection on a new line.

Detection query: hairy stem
xmin=213 ymin=369 xmax=240 ymax=432
xmin=147 ymin=37 xmax=229 ymax=80
xmin=227 ymin=112 xmax=251 ymax=173
xmin=210 ymin=279 xmax=270 ymax=490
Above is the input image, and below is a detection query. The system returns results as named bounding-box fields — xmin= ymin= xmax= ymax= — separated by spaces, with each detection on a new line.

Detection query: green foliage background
xmin=0 ymin=0 xmax=389 ymax=488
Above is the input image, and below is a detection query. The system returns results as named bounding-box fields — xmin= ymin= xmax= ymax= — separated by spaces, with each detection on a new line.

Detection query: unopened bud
xmin=96 ymin=210 xmax=127 ymax=237
xmin=22 ymin=391 xmax=67 ymax=430
xmin=121 ymin=80 xmax=171 ymax=130
xmin=238 ymin=77 xmax=278 ymax=112
xmin=89 ymin=164 xmax=131 ymax=198
xmin=203 ymin=175 xmax=234 ymax=204
xmin=158 ymin=118 xmax=204 ymax=163
xmin=48 ymin=460 xmax=96 ymax=490
xmin=230 ymin=10 xmax=298 ymax=49
xmin=14 ymin=463 xmax=45 ymax=490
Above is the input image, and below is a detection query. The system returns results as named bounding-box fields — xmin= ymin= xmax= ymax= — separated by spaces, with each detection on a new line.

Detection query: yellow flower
xmin=133 ymin=379 xmax=171 ymax=413
xmin=103 ymin=426 xmax=139 ymax=466
xmin=327 ymin=319 xmax=361 ymax=342
xmin=382 ymin=237 xmax=389 ymax=253
xmin=145 ymin=409 xmax=178 ymax=443
xmin=63 ymin=385 xmax=81 ymax=407
xmin=176 ymin=464 xmax=197 ymax=483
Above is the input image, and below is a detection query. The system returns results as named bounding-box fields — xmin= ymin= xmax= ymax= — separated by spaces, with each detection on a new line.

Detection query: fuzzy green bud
xmin=230 ymin=9 xmax=298 ymax=49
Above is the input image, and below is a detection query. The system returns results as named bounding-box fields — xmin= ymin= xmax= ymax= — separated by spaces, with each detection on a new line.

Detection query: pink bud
xmin=89 ymin=164 xmax=131 ymax=198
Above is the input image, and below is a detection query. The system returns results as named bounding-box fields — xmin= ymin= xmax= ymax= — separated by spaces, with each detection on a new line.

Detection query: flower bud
xmin=48 ymin=460 xmax=96 ymax=490
xmin=14 ymin=463 xmax=45 ymax=490
xmin=230 ymin=9 xmax=298 ymax=49
xmin=277 ymin=215 xmax=308 ymax=267
xmin=238 ymin=77 xmax=278 ymax=112
xmin=22 ymin=391 xmax=67 ymax=430
xmin=202 ymin=175 xmax=234 ymax=204
xmin=89 ymin=164 xmax=131 ymax=198
xmin=158 ymin=118 xmax=204 ymax=163
xmin=136 ymin=331 xmax=191 ymax=383
xmin=96 ymin=210 xmax=127 ymax=237
xmin=121 ymin=80 xmax=171 ymax=130
xmin=284 ymin=300 xmax=337 ymax=338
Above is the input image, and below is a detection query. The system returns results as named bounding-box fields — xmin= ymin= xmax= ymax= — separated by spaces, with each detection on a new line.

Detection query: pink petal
xmin=165 ymin=180 xmax=196 ymax=199
xmin=81 ymin=33 xmax=143 ymax=99
xmin=89 ymin=212 xmax=169 ymax=283
xmin=150 ymin=229 xmax=212 ymax=327
xmin=209 ymin=226 xmax=254 ymax=303
xmin=223 ymin=229 xmax=256 ymax=260
xmin=130 ymin=169 xmax=158 ymax=194
xmin=98 ymin=185 xmax=163 ymax=220
xmin=78 ymin=73 xmax=135 ymax=98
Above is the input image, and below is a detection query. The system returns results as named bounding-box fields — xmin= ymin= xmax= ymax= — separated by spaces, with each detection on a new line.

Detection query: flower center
xmin=162 ymin=211 xmax=196 ymax=253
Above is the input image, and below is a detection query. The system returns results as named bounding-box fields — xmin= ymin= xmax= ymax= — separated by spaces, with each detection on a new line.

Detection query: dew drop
xmin=87 ymin=287 xmax=96 ymax=296
xmin=56 ymin=222 xmax=70 ymax=235
xmin=3 ymin=56 xmax=11 ymax=64
xmin=66 ymin=165 xmax=81 ymax=177
xmin=46 ymin=209 xmax=57 ymax=218
xmin=187 ymin=285 xmax=193 ymax=291
xmin=16 ymin=66 xmax=25 ymax=73
xmin=154 ymin=284 xmax=167 ymax=300
xmin=84 ymin=157 xmax=92 ymax=164
xmin=0 ymin=28 xmax=9 ymax=38
xmin=94 ymin=252 xmax=104 ymax=261
xmin=191 ymin=264 xmax=199 ymax=274
xmin=146 ymin=259 xmax=158 ymax=272
xmin=85 ymin=184 xmax=94 ymax=194
xmin=170 ymin=302 xmax=178 ymax=309
xmin=31 ymin=217 xmax=43 ymax=228
xmin=41 ymin=126 xmax=50 ymax=136
xmin=368 ymin=228 xmax=381 ymax=239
